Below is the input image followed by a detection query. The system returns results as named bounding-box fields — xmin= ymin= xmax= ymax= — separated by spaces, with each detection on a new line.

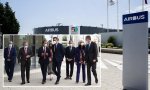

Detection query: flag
xmin=145 ymin=0 xmax=148 ymax=4
xmin=109 ymin=0 xmax=115 ymax=6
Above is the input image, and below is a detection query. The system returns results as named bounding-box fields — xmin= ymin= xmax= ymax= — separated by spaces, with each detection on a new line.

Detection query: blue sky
xmin=0 ymin=0 xmax=149 ymax=34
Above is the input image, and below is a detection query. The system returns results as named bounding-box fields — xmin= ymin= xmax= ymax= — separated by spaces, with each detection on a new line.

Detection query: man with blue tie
xmin=85 ymin=36 xmax=98 ymax=86
xmin=18 ymin=41 xmax=32 ymax=85
xmin=38 ymin=40 xmax=50 ymax=84
xmin=52 ymin=37 xmax=65 ymax=85
xmin=64 ymin=41 xmax=76 ymax=80
xmin=4 ymin=41 xmax=17 ymax=82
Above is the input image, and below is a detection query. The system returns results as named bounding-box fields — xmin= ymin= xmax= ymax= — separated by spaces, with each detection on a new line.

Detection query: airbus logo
xmin=123 ymin=11 xmax=148 ymax=24
xmin=45 ymin=28 xmax=59 ymax=32
xmin=124 ymin=15 xmax=145 ymax=22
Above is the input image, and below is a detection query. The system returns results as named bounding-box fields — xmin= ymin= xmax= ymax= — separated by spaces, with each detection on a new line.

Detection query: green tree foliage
xmin=107 ymin=36 xmax=116 ymax=46
xmin=0 ymin=2 xmax=20 ymax=34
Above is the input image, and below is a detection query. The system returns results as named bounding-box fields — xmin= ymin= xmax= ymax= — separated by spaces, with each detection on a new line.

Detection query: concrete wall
xmin=101 ymin=32 xmax=123 ymax=46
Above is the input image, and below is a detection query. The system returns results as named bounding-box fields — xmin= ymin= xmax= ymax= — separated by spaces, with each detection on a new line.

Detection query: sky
xmin=0 ymin=0 xmax=149 ymax=34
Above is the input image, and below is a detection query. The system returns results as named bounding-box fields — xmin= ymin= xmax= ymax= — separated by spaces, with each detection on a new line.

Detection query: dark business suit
xmin=75 ymin=47 xmax=86 ymax=83
xmin=85 ymin=42 xmax=98 ymax=84
xmin=52 ymin=43 xmax=65 ymax=82
xmin=18 ymin=47 xmax=32 ymax=83
xmin=65 ymin=46 xmax=75 ymax=78
xmin=4 ymin=47 xmax=16 ymax=81
xmin=38 ymin=46 xmax=50 ymax=82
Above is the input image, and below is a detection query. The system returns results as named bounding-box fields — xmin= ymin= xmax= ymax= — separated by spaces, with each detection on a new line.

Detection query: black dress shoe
xmin=64 ymin=77 xmax=69 ymax=80
xmin=27 ymin=81 xmax=30 ymax=83
xmin=85 ymin=83 xmax=91 ymax=86
xmin=95 ymin=79 xmax=98 ymax=84
xmin=76 ymin=81 xmax=79 ymax=84
xmin=21 ymin=82 xmax=25 ymax=85
xmin=42 ymin=81 xmax=46 ymax=84
xmin=83 ymin=81 xmax=85 ymax=83
xmin=69 ymin=77 xmax=72 ymax=80
xmin=9 ymin=80 xmax=12 ymax=82
xmin=55 ymin=81 xmax=59 ymax=85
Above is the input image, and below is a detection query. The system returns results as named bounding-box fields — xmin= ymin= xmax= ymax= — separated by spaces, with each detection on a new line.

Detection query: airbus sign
xmin=34 ymin=26 xmax=69 ymax=34
xmin=124 ymin=15 xmax=145 ymax=22
xmin=123 ymin=11 xmax=148 ymax=25
xmin=45 ymin=28 xmax=59 ymax=32
xmin=123 ymin=11 xmax=148 ymax=90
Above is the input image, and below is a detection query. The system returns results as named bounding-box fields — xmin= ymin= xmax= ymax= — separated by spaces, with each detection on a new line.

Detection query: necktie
xmin=70 ymin=46 xmax=72 ymax=52
xmin=24 ymin=48 xmax=27 ymax=60
xmin=55 ymin=44 xmax=57 ymax=51
xmin=8 ymin=48 xmax=11 ymax=57
xmin=87 ymin=44 xmax=90 ymax=49
xmin=45 ymin=47 xmax=46 ymax=52
xmin=55 ymin=44 xmax=57 ymax=49
xmin=25 ymin=48 xmax=27 ymax=54
xmin=44 ymin=47 xmax=46 ymax=59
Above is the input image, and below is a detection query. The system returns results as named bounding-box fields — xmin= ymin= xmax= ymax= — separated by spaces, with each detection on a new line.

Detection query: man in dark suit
xmin=85 ymin=36 xmax=98 ymax=86
xmin=18 ymin=41 xmax=32 ymax=85
xmin=52 ymin=37 xmax=65 ymax=85
xmin=64 ymin=41 xmax=76 ymax=80
xmin=4 ymin=41 xmax=17 ymax=82
xmin=38 ymin=40 xmax=50 ymax=84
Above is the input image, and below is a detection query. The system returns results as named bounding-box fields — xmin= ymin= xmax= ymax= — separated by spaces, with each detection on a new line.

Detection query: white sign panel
xmin=123 ymin=11 xmax=148 ymax=90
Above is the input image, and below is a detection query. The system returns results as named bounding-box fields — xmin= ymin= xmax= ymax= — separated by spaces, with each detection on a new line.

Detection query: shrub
xmin=101 ymin=43 xmax=107 ymax=48
xmin=106 ymin=43 xmax=114 ymax=48
xmin=107 ymin=36 xmax=116 ymax=46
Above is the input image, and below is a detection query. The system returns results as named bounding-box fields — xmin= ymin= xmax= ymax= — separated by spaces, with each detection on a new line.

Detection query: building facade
xmin=34 ymin=26 xmax=121 ymax=34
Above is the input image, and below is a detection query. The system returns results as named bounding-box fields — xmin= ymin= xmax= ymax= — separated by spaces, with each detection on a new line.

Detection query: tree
xmin=107 ymin=36 xmax=116 ymax=46
xmin=0 ymin=2 xmax=20 ymax=34
xmin=0 ymin=2 xmax=5 ymax=31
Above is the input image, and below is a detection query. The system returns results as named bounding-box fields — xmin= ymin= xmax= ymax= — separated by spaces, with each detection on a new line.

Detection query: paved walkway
xmin=0 ymin=50 xmax=138 ymax=90
xmin=4 ymin=61 xmax=101 ymax=86
xmin=0 ymin=51 xmax=101 ymax=90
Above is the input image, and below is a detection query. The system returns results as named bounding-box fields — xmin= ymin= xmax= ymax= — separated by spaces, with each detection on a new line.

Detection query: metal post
xmin=107 ymin=0 xmax=109 ymax=32
xmin=117 ymin=0 xmax=119 ymax=32
xmin=129 ymin=0 xmax=130 ymax=13
xmin=142 ymin=0 xmax=144 ymax=11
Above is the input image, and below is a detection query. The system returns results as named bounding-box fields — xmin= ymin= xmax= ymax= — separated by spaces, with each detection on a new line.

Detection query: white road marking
xmin=100 ymin=60 xmax=108 ymax=69
xmin=103 ymin=59 xmax=122 ymax=70
xmin=103 ymin=59 xmax=150 ymax=73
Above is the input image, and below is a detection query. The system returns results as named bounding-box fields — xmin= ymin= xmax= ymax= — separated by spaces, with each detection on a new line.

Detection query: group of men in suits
xmin=4 ymin=36 xmax=99 ymax=86
xmin=4 ymin=41 xmax=32 ymax=85
xmin=38 ymin=37 xmax=65 ymax=85
xmin=64 ymin=36 xmax=98 ymax=86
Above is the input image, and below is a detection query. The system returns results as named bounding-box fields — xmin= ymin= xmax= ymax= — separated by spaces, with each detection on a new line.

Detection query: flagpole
xmin=107 ymin=0 xmax=109 ymax=32
xmin=142 ymin=0 xmax=144 ymax=11
xmin=117 ymin=0 xmax=119 ymax=32
xmin=129 ymin=0 xmax=130 ymax=13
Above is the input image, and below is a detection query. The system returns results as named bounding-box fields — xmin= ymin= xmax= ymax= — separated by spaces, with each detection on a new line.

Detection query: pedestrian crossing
xmin=101 ymin=58 xmax=150 ymax=73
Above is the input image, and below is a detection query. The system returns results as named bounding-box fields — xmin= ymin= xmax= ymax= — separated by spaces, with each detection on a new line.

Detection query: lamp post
xmin=101 ymin=24 xmax=103 ymax=29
